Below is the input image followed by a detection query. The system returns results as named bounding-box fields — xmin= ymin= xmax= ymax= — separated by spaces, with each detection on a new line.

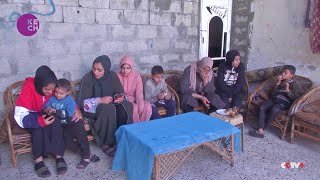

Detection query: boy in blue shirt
xmin=43 ymin=78 xmax=99 ymax=169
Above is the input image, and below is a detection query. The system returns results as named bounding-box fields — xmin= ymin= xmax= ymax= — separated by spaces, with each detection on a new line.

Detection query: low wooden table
xmin=112 ymin=112 xmax=241 ymax=180
xmin=210 ymin=112 xmax=244 ymax=152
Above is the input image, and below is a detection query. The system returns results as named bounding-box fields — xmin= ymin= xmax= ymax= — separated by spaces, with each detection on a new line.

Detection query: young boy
xmin=43 ymin=78 xmax=99 ymax=169
xmin=249 ymin=65 xmax=302 ymax=138
xmin=144 ymin=65 xmax=176 ymax=120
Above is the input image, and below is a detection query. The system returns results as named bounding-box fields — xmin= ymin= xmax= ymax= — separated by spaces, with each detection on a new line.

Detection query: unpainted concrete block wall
xmin=230 ymin=0 xmax=254 ymax=68
xmin=0 ymin=0 xmax=200 ymax=119
xmin=247 ymin=0 xmax=320 ymax=85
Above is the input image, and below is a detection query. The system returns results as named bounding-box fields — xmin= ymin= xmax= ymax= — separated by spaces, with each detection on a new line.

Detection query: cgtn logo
xmin=281 ymin=162 xmax=305 ymax=169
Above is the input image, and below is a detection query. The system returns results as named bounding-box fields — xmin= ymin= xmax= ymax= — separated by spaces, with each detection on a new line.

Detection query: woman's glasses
xmin=199 ymin=67 xmax=211 ymax=73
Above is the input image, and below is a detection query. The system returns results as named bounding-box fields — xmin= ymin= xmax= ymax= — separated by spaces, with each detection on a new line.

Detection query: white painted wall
xmin=248 ymin=0 xmax=320 ymax=85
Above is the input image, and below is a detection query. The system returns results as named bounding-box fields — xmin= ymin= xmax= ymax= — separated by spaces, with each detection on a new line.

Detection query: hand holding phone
xmin=42 ymin=114 xmax=55 ymax=125
xmin=114 ymin=93 xmax=125 ymax=103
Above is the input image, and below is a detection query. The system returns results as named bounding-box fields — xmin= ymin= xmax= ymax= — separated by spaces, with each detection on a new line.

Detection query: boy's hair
xmin=56 ymin=78 xmax=72 ymax=91
xmin=283 ymin=65 xmax=296 ymax=75
xmin=151 ymin=65 xmax=164 ymax=75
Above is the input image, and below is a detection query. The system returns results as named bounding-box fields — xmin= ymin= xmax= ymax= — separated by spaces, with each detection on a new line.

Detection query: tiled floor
xmin=0 ymin=124 xmax=319 ymax=180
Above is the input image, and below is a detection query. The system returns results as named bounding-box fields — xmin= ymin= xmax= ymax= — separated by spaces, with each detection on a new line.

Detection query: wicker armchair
xmin=290 ymin=85 xmax=320 ymax=143
xmin=3 ymin=80 xmax=93 ymax=167
xmin=3 ymin=81 xmax=31 ymax=167
xmin=141 ymin=73 xmax=181 ymax=116
xmin=247 ymin=75 xmax=313 ymax=140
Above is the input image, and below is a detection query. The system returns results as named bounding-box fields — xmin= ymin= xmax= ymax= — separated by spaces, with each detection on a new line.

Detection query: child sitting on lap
xmin=43 ymin=78 xmax=99 ymax=169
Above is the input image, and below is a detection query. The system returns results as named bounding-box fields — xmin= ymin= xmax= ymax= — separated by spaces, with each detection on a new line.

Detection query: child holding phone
xmin=144 ymin=65 xmax=176 ymax=120
xmin=43 ymin=78 xmax=99 ymax=169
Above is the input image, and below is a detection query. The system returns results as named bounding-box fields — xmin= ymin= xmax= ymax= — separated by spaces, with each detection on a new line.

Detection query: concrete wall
xmin=247 ymin=0 xmax=320 ymax=85
xmin=0 ymin=0 xmax=200 ymax=118
xmin=230 ymin=0 xmax=254 ymax=67
xmin=0 ymin=0 xmax=319 ymax=120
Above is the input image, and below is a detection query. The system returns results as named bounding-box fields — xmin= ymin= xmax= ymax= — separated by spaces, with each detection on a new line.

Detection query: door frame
xmin=199 ymin=0 xmax=233 ymax=60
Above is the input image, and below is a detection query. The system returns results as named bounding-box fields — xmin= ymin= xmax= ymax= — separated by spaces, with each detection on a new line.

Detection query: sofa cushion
xmin=294 ymin=112 xmax=320 ymax=127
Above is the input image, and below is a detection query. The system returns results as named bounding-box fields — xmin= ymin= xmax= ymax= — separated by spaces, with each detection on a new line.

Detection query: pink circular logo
xmin=17 ymin=14 xmax=39 ymax=36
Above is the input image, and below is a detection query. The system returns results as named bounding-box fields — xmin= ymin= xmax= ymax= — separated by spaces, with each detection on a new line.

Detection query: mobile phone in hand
xmin=44 ymin=112 xmax=54 ymax=119
xmin=114 ymin=93 xmax=124 ymax=101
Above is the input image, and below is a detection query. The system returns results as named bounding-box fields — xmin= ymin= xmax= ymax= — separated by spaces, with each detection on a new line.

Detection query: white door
xmin=199 ymin=0 xmax=233 ymax=64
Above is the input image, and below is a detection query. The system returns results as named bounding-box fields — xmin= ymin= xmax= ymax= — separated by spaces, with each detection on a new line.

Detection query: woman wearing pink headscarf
xmin=117 ymin=55 xmax=152 ymax=123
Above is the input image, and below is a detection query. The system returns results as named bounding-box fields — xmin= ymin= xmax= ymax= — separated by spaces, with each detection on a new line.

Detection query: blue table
xmin=112 ymin=112 xmax=241 ymax=180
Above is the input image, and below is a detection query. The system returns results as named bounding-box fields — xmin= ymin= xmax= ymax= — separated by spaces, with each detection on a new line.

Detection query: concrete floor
xmin=0 ymin=124 xmax=319 ymax=180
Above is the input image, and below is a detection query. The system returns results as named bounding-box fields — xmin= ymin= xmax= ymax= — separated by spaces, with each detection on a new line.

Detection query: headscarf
xmin=120 ymin=55 xmax=135 ymax=75
xmin=189 ymin=57 xmax=213 ymax=90
xmin=92 ymin=55 xmax=113 ymax=97
xmin=34 ymin=65 xmax=57 ymax=96
xmin=226 ymin=50 xmax=240 ymax=67
xmin=117 ymin=55 xmax=141 ymax=101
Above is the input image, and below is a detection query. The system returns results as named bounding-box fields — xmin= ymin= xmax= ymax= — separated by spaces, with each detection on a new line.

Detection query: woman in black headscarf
xmin=14 ymin=65 xmax=67 ymax=178
xmin=216 ymin=50 xmax=246 ymax=109
xmin=78 ymin=55 xmax=133 ymax=157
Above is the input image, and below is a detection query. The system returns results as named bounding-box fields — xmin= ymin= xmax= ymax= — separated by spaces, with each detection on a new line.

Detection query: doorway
xmin=199 ymin=0 xmax=233 ymax=67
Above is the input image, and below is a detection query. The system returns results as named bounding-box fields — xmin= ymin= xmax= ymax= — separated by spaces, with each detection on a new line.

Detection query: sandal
xmin=76 ymin=160 xmax=90 ymax=169
xmin=35 ymin=162 xmax=51 ymax=178
xmin=56 ymin=158 xmax=68 ymax=175
xmin=101 ymin=146 xmax=110 ymax=155
xmin=90 ymin=154 xmax=100 ymax=163
xmin=106 ymin=146 xmax=117 ymax=157
xmin=249 ymin=130 xmax=264 ymax=138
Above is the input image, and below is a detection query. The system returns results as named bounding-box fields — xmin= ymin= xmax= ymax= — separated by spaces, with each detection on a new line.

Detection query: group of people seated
xmin=12 ymin=49 xmax=299 ymax=178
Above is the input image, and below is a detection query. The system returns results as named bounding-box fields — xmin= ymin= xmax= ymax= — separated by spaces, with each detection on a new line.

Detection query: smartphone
xmin=44 ymin=113 xmax=54 ymax=119
xmin=114 ymin=93 xmax=124 ymax=101
xmin=44 ymin=112 xmax=55 ymax=119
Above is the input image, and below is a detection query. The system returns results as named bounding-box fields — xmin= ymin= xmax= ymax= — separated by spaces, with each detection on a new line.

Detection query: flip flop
xmin=249 ymin=130 xmax=264 ymax=138
xmin=76 ymin=160 xmax=90 ymax=169
xmin=35 ymin=162 xmax=51 ymax=178
xmin=56 ymin=158 xmax=68 ymax=175
xmin=90 ymin=154 xmax=100 ymax=163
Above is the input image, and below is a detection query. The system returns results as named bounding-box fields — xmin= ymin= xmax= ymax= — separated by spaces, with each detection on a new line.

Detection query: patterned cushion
xmin=258 ymin=90 xmax=270 ymax=100
xmin=252 ymin=90 xmax=270 ymax=106
xmin=294 ymin=112 xmax=320 ymax=127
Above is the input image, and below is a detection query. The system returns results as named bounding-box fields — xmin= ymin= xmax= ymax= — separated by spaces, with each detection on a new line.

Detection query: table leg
xmin=153 ymin=157 xmax=159 ymax=180
xmin=241 ymin=123 xmax=244 ymax=152
xmin=231 ymin=134 xmax=234 ymax=167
